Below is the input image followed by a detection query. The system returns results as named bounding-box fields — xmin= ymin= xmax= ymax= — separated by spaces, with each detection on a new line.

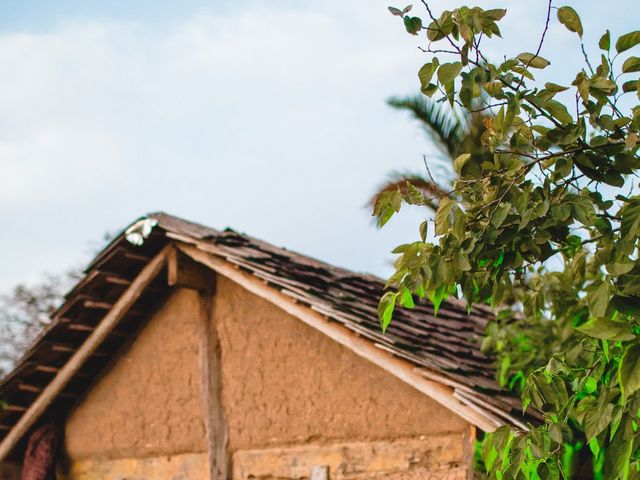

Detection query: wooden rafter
xmin=0 ymin=245 xmax=171 ymax=462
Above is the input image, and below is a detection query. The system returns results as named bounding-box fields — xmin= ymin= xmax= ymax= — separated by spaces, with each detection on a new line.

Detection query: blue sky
xmin=0 ymin=0 xmax=637 ymax=291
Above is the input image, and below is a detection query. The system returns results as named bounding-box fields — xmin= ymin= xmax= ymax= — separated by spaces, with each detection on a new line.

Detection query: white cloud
xmin=0 ymin=0 xmax=637 ymax=290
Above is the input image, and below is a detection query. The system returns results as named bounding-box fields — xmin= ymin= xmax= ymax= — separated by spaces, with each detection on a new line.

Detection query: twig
xmin=420 ymin=0 xmax=462 ymax=55
xmin=580 ymin=43 xmax=595 ymax=75
xmin=423 ymin=155 xmax=440 ymax=188
xmin=516 ymin=0 xmax=552 ymax=91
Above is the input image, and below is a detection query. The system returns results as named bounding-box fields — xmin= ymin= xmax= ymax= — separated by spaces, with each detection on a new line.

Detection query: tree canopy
xmin=376 ymin=2 xmax=640 ymax=478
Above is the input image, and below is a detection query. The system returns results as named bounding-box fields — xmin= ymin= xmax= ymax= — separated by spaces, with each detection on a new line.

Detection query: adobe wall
xmin=63 ymin=288 xmax=207 ymax=461
xmin=214 ymin=276 xmax=470 ymax=451
xmin=59 ymin=272 xmax=473 ymax=479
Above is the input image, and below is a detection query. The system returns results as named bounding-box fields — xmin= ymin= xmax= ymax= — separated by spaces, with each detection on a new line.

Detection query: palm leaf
xmin=387 ymin=95 xmax=468 ymax=160
xmin=368 ymin=171 xmax=451 ymax=212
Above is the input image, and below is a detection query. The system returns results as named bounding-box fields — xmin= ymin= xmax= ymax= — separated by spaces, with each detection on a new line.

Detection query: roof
xmin=0 ymin=212 xmax=534 ymax=459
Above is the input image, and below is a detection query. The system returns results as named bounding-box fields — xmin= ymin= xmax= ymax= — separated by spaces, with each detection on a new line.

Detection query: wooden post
xmin=169 ymin=246 xmax=228 ymax=480
xmin=0 ymin=246 xmax=170 ymax=462
xmin=198 ymin=283 xmax=229 ymax=480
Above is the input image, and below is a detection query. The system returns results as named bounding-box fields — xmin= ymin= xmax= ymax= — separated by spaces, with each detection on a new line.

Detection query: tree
xmin=370 ymin=95 xmax=491 ymax=212
xmin=377 ymin=3 xmax=640 ymax=478
xmin=0 ymin=273 xmax=77 ymax=378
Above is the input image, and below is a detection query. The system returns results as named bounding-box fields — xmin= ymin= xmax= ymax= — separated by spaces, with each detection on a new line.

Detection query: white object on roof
xmin=125 ymin=218 xmax=158 ymax=246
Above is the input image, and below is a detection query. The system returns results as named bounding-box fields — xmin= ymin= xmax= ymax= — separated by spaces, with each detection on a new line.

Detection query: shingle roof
xmin=0 ymin=212 xmax=534 ymax=458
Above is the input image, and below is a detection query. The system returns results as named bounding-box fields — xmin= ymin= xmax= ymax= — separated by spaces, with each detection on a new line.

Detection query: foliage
xmin=0 ymin=273 xmax=76 ymax=378
xmin=380 ymin=2 xmax=640 ymax=478
xmin=370 ymin=95 xmax=490 ymax=213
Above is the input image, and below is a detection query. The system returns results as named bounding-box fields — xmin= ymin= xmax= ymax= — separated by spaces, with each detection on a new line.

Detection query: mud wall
xmin=214 ymin=276 xmax=470 ymax=452
xmin=232 ymin=433 xmax=471 ymax=480
xmin=64 ymin=288 xmax=206 ymax=460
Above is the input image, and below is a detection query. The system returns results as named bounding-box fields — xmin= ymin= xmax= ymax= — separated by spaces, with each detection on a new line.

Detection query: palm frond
xmin=368 ymin=171 xmax=451 ymax=213
xmin=387 ymin=95 xmax=469 ymax=160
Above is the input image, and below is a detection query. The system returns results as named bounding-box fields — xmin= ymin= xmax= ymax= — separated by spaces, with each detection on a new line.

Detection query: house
xmin=0 ymin=213 xmax=528 ymax=479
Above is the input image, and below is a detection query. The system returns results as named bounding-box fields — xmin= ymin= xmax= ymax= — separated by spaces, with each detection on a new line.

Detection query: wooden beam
xmin=83 ymin=300 xmax=113 ymax=310
xmin=124 ymin=251 xmax=151 ymax=262
xmin=2 ymin=405 xmax=26 ymax=413
xmin=198 ymin=278 xmax=229 ymax=480
xmin=34 ymin=365 xmax=91 ymax=379
xmin=177 ymin=243 xmax=501 ymax=432
xmin=18 ymin=384 xmax=41 ymax=393
xmin=65 ymin=323 xmax=130 ymax=338
xmin=0 ymin=246 xmax=170 ymax=462
xmin=34 ymin=365 xmax=59 ymax=374
xmin=50 ymin=343 xmax=108 ymax=358
xmin=104 ymin=274 xmax=132 ymax=286
xmin=168 ymin=248 xmax=215 ymax=291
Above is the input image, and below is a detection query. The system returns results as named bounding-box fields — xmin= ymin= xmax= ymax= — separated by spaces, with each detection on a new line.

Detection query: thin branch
xmin=423 ymin=155 xmax=440 ymax=188
xmin=516 ymin=0 xmax=553 ymax=91
xmin=420 ymin=0 xmax=462 ymax=54
xmin=580 ymin=43 xmax=595 ymax=75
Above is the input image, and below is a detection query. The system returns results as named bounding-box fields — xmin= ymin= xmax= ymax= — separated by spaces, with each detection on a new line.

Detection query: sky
xmin=0 ymin=0 xmax=638 ymax=291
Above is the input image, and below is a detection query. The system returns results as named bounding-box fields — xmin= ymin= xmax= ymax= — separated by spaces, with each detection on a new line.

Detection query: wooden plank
xmin=177 ymin=243 xmax=502 ymax=433
xmin=455 ymin=390 xmax=529 ymax=431
xmin=0 ymin=245 xmax=170 ymax=462
xmin=198 ymin=279 xmax=229 ymax=480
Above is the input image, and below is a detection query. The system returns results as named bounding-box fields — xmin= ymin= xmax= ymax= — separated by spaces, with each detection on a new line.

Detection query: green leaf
xmin=378 ymin=291 xmax=398 ymax=332
xmin=435 ymin=197 xmax=453 ymax=235
xmin=590 ymin=76 xmax=617 ymax=94
xmin=554 ymin=157 xmax=573 ymax=178
xmin=569 ymin=194 xmax=596 ymax=225
xmin=557 ymin=6 xmax=583 ymax=38
xmin=583 ymin=377 xmax=598 ymax=394
xmin=622 ymin=56 xmax=640 ymax=73
xmin=576 ymin=317 xmax=635 ymax=341
xmin=398 ymin=285 xmax=415 ymax=308
xmin=404 ymin=16 xmax=423 ymax=35
xmin=584 ymin=402 xmax=613 ymax=441
xmin=599 ymin=30 xmax=611 ymax=51
xmin=543 ymin=99 xmax=573 ymax=124
xmin=452 ymin=205 xmax=465 ymax=241
xmin=484 ymin=9 xmax=506 ymax=21
xmin=419 ymin=221 xmax=428 ymax=242
xmin=544 ymin=82 xmax=569 ymax=94
xmin=607 ymin=262 xmax=635 ymax=276
xmin=437 ymin=62 xmax=463 ymax=85
xmin=453 ymin=153 xmax=471 ymax=174
xmin=454 ymin=251 xmax=471 ymax=271
xmin=623 ymin=80 xmax=639 ymax=93
xmin=516 ymin=52 xmax=550 ymax=69
xmin=418 ymin=59 xmax=439 ymax=94
xmin=429 ymin=283 xmax=448 ymax=315
xmin=374 ymin=189 xmax=402 ymax=227
xmin=491 ymin=202 xmax=511 ymax=228
xmin=588 ymin=281 xmax=611 ymax=318
xmin=616 ymin=31 xmax=640 ymax=53
xmin=604 ymin=425 xmax=633 ymax=480
xmin=620 ymin=344 xmax=640 ymax=399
